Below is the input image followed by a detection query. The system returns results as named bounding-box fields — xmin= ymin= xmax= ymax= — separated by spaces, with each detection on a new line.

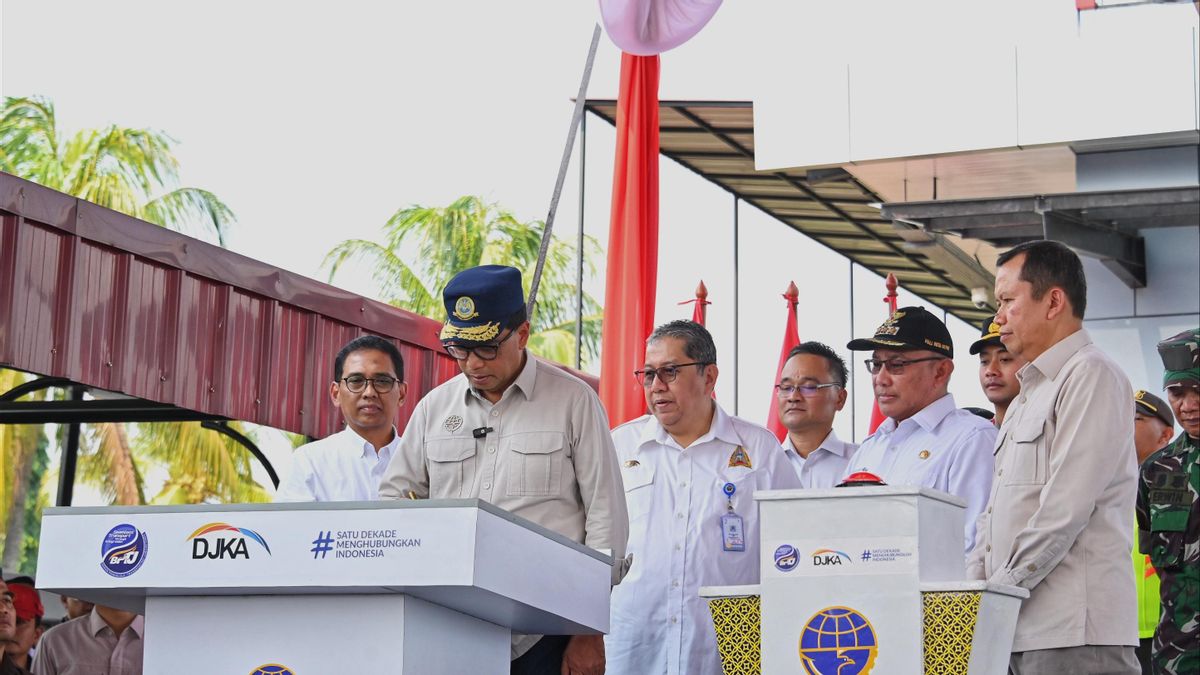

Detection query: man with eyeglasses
xmin=379 ymin=265 xmax=627 ymax=675
xmin=969 ymin=240 xmax=1140 ymax=675
xmin=605 ymin=320 xmax=801 ymax=675
xmin=276 ymin=335 xmax=408 ymax=502
xmin=1136 ymin=328 xmax=1199 ymax=675
xmin=0 ymin=579 xmax=26 ymax=675
xmin=775 ymin=342 xmax=857 ymax=487
xmin=842 ymin=306 xmax=997 ymax=554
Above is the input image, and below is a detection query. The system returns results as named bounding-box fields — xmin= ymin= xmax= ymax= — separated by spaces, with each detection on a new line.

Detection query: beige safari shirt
xmin=379 ymin=353 xmax=629 ymax=658
xmin=968 ymin=329 xmax=1138 ymax=652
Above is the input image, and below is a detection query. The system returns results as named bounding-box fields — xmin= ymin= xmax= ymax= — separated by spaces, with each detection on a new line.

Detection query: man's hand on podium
xmin=561 ymin=634 xmax=605 ymax=675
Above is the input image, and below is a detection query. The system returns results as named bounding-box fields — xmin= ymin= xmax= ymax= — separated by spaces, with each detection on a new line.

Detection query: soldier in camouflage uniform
xmin=1136 ymin=327 xmax=1200 ymax=675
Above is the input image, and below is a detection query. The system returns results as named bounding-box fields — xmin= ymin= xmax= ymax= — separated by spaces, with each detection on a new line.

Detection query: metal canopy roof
xmin=881 ymin=185 xmax=1200 ymax=288
xmin=583 ymin=100 xmax=995 ymax=324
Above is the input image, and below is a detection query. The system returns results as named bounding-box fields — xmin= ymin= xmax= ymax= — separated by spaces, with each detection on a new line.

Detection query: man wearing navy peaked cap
xmin=380 ymin=265 xmax=629 ymax=675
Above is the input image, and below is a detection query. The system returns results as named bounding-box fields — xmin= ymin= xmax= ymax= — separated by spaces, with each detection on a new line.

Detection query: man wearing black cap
xmin=379 ymin=265 xmax=628 ymax=675
xmin=971 ymin=321 xmax=1025 ymax=427
xmin=842 ymin=306 xmax=997 ymax=553
xmin=969 ymin=240 xmax=1139 ymax=675
xmin=1131 ymin=389 xmax=1174 ymax=674
xmin=1136 ymin=328 xmax=1199 ymax=675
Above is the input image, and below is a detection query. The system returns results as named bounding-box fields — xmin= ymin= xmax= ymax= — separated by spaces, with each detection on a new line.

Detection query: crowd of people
xmin=7 ymin=240 xmax=1195 ymax=675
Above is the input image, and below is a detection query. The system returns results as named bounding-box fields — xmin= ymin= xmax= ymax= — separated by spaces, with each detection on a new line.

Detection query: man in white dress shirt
xmin=842 ymin=306 xmax=996 ymax=553
xmin=275 ymin=335 xmax=407 ymax=501
xmin=606 ymin=320 xmax=803 ymax=675
xmin=776 ymin=342 xmax=857 ymax=487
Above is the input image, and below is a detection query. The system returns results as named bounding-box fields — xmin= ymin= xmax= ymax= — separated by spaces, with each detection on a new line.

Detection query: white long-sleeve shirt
xmin=275 ymin=427 xmax=400 ymax=502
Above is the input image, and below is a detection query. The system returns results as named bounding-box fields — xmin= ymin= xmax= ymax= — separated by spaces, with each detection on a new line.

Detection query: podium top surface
xmin=45 ymin=498 xmax=610 ymax=563
xmin=754 ymin=485 xmax=967 ymax=508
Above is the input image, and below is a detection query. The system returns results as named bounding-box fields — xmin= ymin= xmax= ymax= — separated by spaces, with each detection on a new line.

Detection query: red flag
xmin=867 ymin=273 xmax=899 ymax=435
xmin=766 ymin=282 xmax=801 ymax=441
xmin=600 ymin=53 xmax=660 ymax=429
xmin=678 ymin=280 xmax=710 ymax=326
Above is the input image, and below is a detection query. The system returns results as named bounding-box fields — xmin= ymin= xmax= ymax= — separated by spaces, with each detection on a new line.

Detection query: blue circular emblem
xmin=798 ymin=606 xmax=878 ymax=675
xmin=99 ymin=523 xmax=148 ymax=578
xmin=250 ymin=665 xmax=295 ymax=675
xmin=722 ymin=482 xmax=736 ymax=497
xmin=773 ymin=544 xmax=799 ymax=571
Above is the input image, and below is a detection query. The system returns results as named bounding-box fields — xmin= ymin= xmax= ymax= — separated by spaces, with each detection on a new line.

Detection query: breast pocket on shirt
xmin=1003 ymin=419 xmax=1048 ymax=486
xmin=504 ymin=431 xmax=566 ymax=497
xmin=427 ymin=438 xmax=477 ymax=498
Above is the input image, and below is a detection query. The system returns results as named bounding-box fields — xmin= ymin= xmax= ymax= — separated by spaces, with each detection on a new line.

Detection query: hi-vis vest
xmin=1133 ymin=521 xmax=1162 ymax=639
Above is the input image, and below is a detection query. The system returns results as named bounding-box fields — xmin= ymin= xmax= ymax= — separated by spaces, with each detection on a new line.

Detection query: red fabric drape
xmin=867 ymin=273 xmax=899 ymax=435
xmin=599 ymin=53 xmax=660 ymax=429
xmin=765 ymin=282 xmax=801 ymax=441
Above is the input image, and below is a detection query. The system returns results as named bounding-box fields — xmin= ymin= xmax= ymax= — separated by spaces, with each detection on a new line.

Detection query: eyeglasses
xmin=340 ymin=375 xmax=399 ymax=393
xmin=863 ymin=356 xmax=946 ymax=375
xmin=775 ymin=382 xmax=841 ymax=397
xmin=634 ymin=362 xmax=708 ymax=387
xmin=445 ymin=329 xmax=516 ymax=361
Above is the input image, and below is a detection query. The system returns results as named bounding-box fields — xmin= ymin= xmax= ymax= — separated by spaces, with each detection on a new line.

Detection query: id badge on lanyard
xmin=720 ymin=481 xmax=745 ymax=552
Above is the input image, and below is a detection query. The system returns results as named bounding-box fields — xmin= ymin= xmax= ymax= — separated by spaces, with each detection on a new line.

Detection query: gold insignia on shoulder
xmin=623 ymin=459 xmax=640 ymax=468
xmin=728 ymin=446 xmax=752 ymax=468
xmin=918 ymin=450 xmax=930 ymax=460
xmin=444 ymin=415 xmax=463 ymax=432
xmin=453 ymin=296 xmax=479 ymax=321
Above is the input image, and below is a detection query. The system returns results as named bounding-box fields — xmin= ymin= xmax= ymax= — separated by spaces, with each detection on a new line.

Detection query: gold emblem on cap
xmin=623 ymin=459 xmax=640 ymax=468
xmin=453 ymin=296 xmax=479 ymax=321
xmin=918 ymin=450 xmax=930 ymax=460
xmin=1134 ymin=390 xmax=1146 ymax=401
xmin=876 ymin=310 xmax=905 ymax=337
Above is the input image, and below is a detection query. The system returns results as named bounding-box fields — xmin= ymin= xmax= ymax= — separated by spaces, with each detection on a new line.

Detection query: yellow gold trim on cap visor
xmin=439 ymin=321 xmax=501 ymax=342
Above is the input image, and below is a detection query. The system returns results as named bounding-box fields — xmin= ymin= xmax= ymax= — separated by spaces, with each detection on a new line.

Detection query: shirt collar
xmin=344 ymin=426 xmax=400 ymax=460
xmin=463 ymin=350 xmax=537 ymax=404
xmin=1026 ymin=328 xmax=1092 ymax=382
xmin=880 ymin=393 xmax=957 ymax=433
xmin=637 ymin=400 xmax=739 ymax=451
xmin=88 ymin=608 xmax=144 ymax=639
xmin=782 ymin=429 xmax=853 ymax=458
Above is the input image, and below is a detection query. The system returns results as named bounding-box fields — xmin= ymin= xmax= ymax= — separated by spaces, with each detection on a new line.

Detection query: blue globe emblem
xmin=99 ymin=523 xmax=149 ymax=578
xmin=249 ymin=665 xmax=294 ymax=675
xmin=798 ymin=606 xmax=879 ymax=675
xmin=774 ymin=544 xmax=799 ymax=571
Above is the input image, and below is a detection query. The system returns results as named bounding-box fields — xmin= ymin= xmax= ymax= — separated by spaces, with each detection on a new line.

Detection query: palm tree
xmin=0 ymin=96 xmax=268 ymax=568
xmin=0 ymin=95 xmax=233 ymax=244
xmin=324 ymin=195 xmax=604 ymax=366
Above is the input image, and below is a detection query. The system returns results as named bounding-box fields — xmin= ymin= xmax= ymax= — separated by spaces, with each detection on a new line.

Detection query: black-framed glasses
xmin=634 ymin=362 xmax=708 ymax=387
xmin=445 ymin=328 xmax=515 ymax=361
xmin=341 ymin=375 xmax=399 ymax=394
xmin=775 ymin=382 xmax=842 ymax=398
xmin=864 ymin=356 xmax=946 ymax=375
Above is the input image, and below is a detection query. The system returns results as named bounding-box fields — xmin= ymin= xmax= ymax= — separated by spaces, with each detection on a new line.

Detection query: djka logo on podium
xmin=798 ymin=606 xmax=879 ymax=675
xmin=100 ymin=523 xmax=149 ymax=578
xmin=811 ymin=548 xmax=852 ymax=566
xmin=186 ymin=522 xmax=272 ymax=560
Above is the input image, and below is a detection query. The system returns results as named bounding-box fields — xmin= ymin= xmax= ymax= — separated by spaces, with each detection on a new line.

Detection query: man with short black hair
xmin=1137 ymin=328 xmax=1199 ymax=675
xmin=276 ymin=334 xmax=408 ymax=501
xmin=971 ymin=321 xmax=1025 ymax=427
xmin=842 ymin=306 xmax=997 ymax=552
xmin=33 ymin=604 xmax=143 ymax=675
xmin=380 ymin=265 xmax=627 ymax=675
xmin=775 ymin=341 xmax=857 ymax=487
xmin=970 ymin=239 xmax=1140 ymax=675
xmin=605 ymin=320 xmax=802 ymax=675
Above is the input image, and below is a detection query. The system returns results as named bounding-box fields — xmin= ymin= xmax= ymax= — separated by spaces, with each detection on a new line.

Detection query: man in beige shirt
xmin=969 ymin=240 xmax=1139 ymax=675
xmin=379 ymin=265 xmax=628 ymax=675
xmin=32 ymin=604 xmax=144 ymax=675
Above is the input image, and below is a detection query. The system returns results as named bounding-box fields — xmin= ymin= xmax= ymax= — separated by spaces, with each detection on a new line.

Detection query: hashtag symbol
xmin=861 ymin=550 xmax=872 ymax=561
xmin=311 ymin=531 xmax=335 ymax=559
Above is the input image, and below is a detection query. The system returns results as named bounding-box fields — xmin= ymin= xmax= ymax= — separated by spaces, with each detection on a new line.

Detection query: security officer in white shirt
xmin=276 ymin=335 xmax=407 ymax=502
xmin=842 ymin=306 xmax=996 ymax=553
xmin=776 ymin=341 xmax=857 ymax=487
xmin=606 ymin=320 xmax=802 ymax=675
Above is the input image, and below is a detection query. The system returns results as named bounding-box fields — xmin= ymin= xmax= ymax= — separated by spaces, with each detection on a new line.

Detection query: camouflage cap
xmin=1157 ymin=327 xmax=1199 ymax=387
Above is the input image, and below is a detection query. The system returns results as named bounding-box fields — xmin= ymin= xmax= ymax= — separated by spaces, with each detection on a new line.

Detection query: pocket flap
xmin=621 ymin=462 xmax=655 ymax=491
xmin=427 ymin=438 xmax=477 ymax=463
xmin=1012 ymin=419 xmax=1045 ymax=443
xmin=503 ymin=431 xmax=565 ymax=455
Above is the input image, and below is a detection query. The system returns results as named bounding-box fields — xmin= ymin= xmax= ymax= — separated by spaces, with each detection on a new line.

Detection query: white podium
xmin=36 ymin=499 xmax=613 ymax=674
